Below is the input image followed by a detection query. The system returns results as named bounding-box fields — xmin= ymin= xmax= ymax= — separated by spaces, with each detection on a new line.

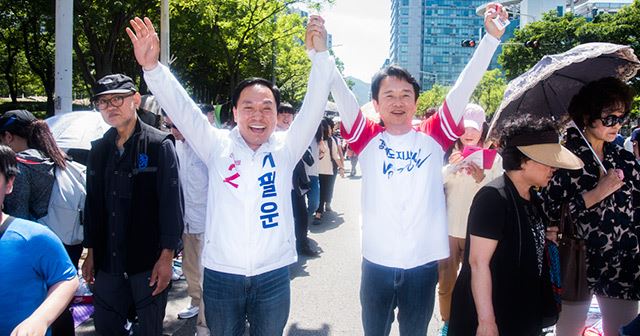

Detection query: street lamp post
xmin=160 ymin=0 xmax=170 ymax=66
xmin=54 ymin=0 xmax=73 ymax=115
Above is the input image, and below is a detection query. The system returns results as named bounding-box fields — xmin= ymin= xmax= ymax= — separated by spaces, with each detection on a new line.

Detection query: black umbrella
xmin=488 ymin=42 xmax=640 ymax=170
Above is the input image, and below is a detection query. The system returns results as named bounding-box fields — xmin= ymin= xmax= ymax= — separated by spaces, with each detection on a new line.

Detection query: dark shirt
xmin=88 ymin=122 xmax=182 ymax=275
xmin=449 ymin=175 xmax=547 ymax=336
xmin=103 ymin=136 xmax=134 ymax=274
xmin=541 ymin=127 xmax=640 ymax=300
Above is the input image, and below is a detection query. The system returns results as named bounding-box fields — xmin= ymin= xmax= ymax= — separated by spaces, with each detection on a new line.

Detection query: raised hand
xmin=126 ymin=17 xmax=161 ymax=71
xmin=305 ymin=15 xmax=327 ymax=53
xmin=596 ymin=168 xmax=625 ymax=199
xmin=484 ymin=2 xmax=508 ymax=40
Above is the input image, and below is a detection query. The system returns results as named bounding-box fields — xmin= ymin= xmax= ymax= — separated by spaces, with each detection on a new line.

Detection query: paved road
xmin=285 ymin=171 xmax=443 ymax=336
xmin=77 ymin=165 xmax=444 ymax=335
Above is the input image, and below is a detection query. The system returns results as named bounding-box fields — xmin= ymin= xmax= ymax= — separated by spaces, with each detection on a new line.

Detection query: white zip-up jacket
xmin=144 ymin=51 xmax=334 ymax=276
xmin=176 ymin=140 xmax=208 ymax=234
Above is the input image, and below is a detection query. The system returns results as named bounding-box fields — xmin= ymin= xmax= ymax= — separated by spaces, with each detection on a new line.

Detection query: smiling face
xmin=373 ymin=76 xmax=417 ymax=135
xmin=233 ymin=84 xmax=277 ymax=150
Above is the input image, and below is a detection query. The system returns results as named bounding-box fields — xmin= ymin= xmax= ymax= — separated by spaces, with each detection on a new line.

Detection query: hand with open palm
xmin=126 ymin=17 xmax=161 ymax=71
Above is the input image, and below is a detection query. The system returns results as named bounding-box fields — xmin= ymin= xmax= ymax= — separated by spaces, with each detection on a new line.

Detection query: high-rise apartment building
xmin=390 ymin=0 xmax=487 ymax=90
xmin=567 ymin=0 xmax=633 ymax=18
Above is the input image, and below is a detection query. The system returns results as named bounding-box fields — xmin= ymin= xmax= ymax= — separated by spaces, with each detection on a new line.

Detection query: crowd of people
xmin=1 ymin=2 xmax=640 ymax=336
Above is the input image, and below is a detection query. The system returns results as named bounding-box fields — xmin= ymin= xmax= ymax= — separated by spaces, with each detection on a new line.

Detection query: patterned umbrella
xmin=488 ymin=43 xmax=640 ymax=170
xmin=490 ymin=43 xmax=639 ymax=135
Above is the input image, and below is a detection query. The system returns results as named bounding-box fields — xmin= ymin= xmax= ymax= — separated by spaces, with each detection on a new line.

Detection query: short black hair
xmin=278 ymin=102 xmax=295 ymax=114
xmin=569 ymin=77 xmax=634 ymax=130
xmin=197 ymin=103 xmax=215 ymax=116
xmin=499 ymin=116 xmax=561 ymax=171
xmin=231 ymin=78 xmax=280 ymax=109
xmin=0 ymin=144 xmax=19 ymax=180
xmin=371 ymin=65 xmax=420 ymax=102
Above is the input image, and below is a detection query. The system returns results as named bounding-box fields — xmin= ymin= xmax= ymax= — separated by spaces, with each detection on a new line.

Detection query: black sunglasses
xmin=599 ymin=114 xmax=628 ymax=127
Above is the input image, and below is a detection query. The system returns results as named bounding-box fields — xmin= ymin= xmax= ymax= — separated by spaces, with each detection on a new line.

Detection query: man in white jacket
xmin=127 ymin=16 xmax=333 ymax=335
xmin=328 ymin=4 xmax=507 ymax=335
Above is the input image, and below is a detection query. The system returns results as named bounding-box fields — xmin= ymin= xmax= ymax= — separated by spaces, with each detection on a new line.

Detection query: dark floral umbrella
xmin=488 ymin=42 xmax=640 ymax=170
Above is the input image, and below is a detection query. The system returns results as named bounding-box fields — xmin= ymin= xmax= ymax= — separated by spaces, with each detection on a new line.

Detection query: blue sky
xmin=315 ymin=0 xmax=391 ymax=83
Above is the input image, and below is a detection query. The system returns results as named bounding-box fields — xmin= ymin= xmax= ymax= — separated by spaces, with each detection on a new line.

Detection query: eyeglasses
xmin=92 ymin=92 xmax=135 ymax=110
xmin=163 ymin=122 xmax=177 ymax=130
xmin=600 ymin=114 xmax=628 ymax=127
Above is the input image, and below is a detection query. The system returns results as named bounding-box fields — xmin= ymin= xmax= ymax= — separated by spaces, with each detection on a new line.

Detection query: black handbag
xmin=557 ymin=203 xmax=591 ymax=302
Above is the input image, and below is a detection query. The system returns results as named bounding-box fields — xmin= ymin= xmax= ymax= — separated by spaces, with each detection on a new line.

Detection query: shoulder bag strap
xmin=0 ymin=216 xmax=16 ymax=239
xmin=557 ymin=203 xmax=573 ymax=237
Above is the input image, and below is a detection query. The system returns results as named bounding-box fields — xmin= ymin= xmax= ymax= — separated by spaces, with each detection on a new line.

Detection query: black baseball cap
xmin=93 ymin=74 xmax=138 ymax=98
xmin=631 ymin=128 xmax=640 ymax=142
xmin=0 ymin=110 xmax=36 ymax=132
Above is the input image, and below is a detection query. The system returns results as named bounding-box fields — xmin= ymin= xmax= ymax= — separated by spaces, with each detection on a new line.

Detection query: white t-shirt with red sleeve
xmin=335 ymin=34 xmax=500 ymax=269
xmin=341 ymin=105 xmax=464 ymax=269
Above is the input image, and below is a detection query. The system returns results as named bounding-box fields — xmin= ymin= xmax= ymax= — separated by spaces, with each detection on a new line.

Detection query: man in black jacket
xmin=81 ymin=74 xmax=184 ymax=335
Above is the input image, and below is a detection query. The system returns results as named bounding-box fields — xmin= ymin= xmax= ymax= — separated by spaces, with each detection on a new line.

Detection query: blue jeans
xmin=360 ymin=259 xmax=438 ymax=336
xmin=306 ymin=175 xmax=320 ymax=214
xmin=203 ymin=266 xmax=290 ymax=336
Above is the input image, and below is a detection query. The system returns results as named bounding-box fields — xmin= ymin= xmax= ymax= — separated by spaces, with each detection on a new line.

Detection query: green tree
xmin=4 ymin=0 xmax=56 ymax=115
xmin=471 ymin=69 xmax=506 ymax=118
xmin=73 ymin=0 xmax=158 ymax=95
xmin=171 ymin=0 xmax=330 ymax=104
xmin=499 ymin=12 xmax=588 ymax=81
xmin=416 ymin=84 xmax=449 ymax=117
xmin=0 ymin=7 xmax=22 ymax=102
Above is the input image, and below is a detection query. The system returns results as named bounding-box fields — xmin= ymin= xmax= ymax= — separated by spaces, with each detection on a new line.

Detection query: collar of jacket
xmin=230 ymin=126 xmax=279 ymax=155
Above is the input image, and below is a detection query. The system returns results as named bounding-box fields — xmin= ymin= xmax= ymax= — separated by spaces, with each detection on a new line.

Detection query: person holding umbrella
xmin=541 ymin=77 xmax=640 ymax=336
xmin=448 ymin=116 xmax=584 ymax=336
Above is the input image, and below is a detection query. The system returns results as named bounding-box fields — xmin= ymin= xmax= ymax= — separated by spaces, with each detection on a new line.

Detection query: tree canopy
xmin=498 ymin=1 xmax=640 ymax=116
xmin=0 ymin=0 xmax=333 ymax=117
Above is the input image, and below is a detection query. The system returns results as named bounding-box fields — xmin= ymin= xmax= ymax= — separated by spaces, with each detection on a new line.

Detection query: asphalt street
xmin=76 ymin=163 xmax=444 ymax=335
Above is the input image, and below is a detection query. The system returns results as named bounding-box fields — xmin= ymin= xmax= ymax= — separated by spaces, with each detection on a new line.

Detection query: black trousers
xmin=292 ymin=190 xmax=309 ymax=249
xmin=93 ymin=270 xmax=169 ymax=335
xmin=317 ymin=174 xmax=336 ymax=214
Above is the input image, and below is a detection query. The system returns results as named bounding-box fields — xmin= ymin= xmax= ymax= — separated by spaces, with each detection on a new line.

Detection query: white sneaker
xmin=171 ymin=265 xmax=184 ymax=281
xmin=178 ymin=305 xmax=199 ymax=319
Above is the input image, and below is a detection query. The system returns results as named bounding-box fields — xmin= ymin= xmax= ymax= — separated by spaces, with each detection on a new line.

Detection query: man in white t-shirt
xmin=328 ymin=4 xmax=507 ymax=334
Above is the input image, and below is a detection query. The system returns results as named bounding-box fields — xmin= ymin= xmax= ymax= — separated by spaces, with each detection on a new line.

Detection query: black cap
xmin=631 ymin=129 xmax=640 ymax=142
xmin=93 ymin=74 xmax=137 ymax=98
xmin=0 ymin=110 xmax=36 ymax=132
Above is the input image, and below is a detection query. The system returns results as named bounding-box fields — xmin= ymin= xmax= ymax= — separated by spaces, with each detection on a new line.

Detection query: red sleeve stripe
xmin=345 ymin=111 xmax=366 ymax=144
xmin=438 ymin=100 xmax=458 ymax=142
